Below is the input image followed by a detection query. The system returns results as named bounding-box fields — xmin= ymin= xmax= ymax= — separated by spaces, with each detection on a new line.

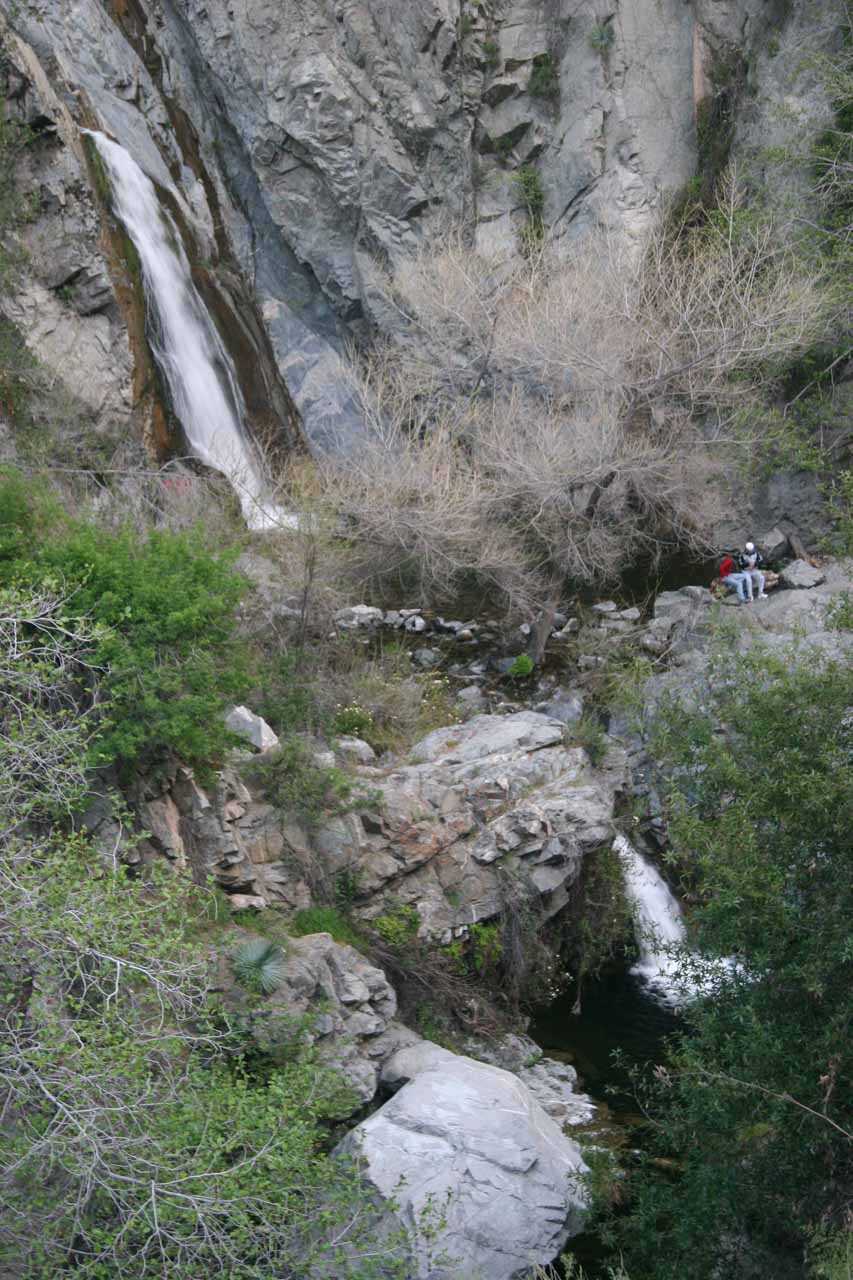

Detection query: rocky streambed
xmin=82 ymin=555 xmax=853 ymax=1279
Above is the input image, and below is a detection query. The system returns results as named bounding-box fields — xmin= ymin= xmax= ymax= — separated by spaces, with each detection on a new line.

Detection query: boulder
xmin=335 ymin=605 xmax=385 ymax=630
xmin=780 ymin=559 xmax=826 ymax=590
xmin=336 ymin=1042 xmax=588 ymax=1280
xmin=534 ymin=691 xmax=585 ymax=726
xmin=456 ymin=684 xmax=486 ymax=712
xmin=412 ymin=647 xmax=440 ymax=668
xmin=236 ymin=932 xmax=418 ymax=1107
xmin=225 ymin=705 xmax=279 ymax=753
xmin=335 ymin=736 xmax=377 ymax=765
xmin=331 ymin=711 xmax=620 ymax=938
xmin=759 ymin=527 xmax=790 ymax=560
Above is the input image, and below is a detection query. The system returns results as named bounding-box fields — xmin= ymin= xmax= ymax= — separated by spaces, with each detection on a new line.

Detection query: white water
xmin=614 ymin=835 xmax=742 ymax=1006
xmin=88 ymin=132 xmax=294 ymax=531
xmin=614 ymin=834 xmax=690 ymax=1003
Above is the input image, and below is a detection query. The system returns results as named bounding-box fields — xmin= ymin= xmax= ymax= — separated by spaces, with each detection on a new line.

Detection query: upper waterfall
xmin=87 ymin=131 xmax=291 ymax=531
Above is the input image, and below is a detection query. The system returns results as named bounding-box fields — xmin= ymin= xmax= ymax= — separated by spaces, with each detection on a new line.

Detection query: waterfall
xmin=614 ymin=834 xmax=690 ymax=1003
xmin=614 ymin=835 xmax=740 ymax=1005
xmin=87 ymin=131 xmax=293 ymax=531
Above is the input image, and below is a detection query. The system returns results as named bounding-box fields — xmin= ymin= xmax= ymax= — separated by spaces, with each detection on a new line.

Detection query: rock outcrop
xmin=337 ymin=1040 xmax=589 ymax=1280
xmin=220 ymin=930 xmax=419 ymax=1105
xmin=114 ymin=710 xmax=622 ymax=943
xmin=317 ymin=710 xmax=622 ymax=940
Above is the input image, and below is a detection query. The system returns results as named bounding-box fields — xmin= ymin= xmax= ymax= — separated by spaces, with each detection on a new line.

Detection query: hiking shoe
xmin=758 ymin=592 xmax=768 ymax=599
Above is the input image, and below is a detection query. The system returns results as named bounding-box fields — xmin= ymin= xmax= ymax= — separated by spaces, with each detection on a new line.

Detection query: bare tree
xmin=323 ymin=172 xmax=830 ymax=641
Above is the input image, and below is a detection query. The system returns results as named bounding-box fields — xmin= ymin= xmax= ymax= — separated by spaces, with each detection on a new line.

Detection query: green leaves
xmin=613 ymin=644 xmax=853 ymax=1279
xmin=231 ymin=937 xmax=288 ymax=995
xmin=0 ymin=474 xmax=250 ymax=773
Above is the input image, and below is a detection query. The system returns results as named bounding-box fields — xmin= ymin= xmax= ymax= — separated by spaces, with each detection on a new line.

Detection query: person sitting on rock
xmin=738 ymin=541 xmax=768 ymax=600
xmin=718 ymin=553 xmax=750 ymax=604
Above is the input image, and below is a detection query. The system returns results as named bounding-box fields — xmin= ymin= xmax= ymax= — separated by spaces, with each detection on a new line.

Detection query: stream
xmin=531 ymin=838 xmax=694 ymax=1275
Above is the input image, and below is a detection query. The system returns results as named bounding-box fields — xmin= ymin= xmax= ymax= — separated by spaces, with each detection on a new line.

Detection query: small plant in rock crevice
xmin=588 ymin=21 xmax=615 ymax=53
xmin=231 ymin=937 xmax=288 ymax=995
xmin=528 ymin=52 xmax=559 ymax=100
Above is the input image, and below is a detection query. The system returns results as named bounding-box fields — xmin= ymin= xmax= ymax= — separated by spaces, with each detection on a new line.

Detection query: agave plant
xmin=231 ymin=938 xmax=287 ymax=995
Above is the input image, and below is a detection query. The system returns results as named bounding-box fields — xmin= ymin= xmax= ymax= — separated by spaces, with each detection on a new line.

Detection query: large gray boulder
xmin=780 ymin=559 xmax=826 ymax=590
xmin=337 ymin=1041 xmax=588 ymax=1280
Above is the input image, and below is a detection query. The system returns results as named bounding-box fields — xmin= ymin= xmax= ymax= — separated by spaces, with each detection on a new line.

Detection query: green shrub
xmin=333 ymin=703 xmax=375 ymax=737
xmin=822 ymin=469 xmax=853 ymax=554
xmin=573 ymin=713 xmax=608 ymax=765
xmin=468 ymin=921 xmax=503 ymax=975
xmin=588 ymin=21 xmax=615 ymax=53
xmin=482 ymin=39 xmax=501 ymax=68
xmin=508 ymin=652 xmax=535 ymax=679
xmin=231 ymin=937 xmax=287 ymax=995
xmin=246 ymin=735 xmax=378 ymax=828
xmin=289 ymin=905 xmax=366 ymax=950
xmin=528 ymin=52 xmax=559 ymax=99
xmin=513 ymin=165 xmax=546 ymax=253
xmin=0 ymin=476 xmax=249 ymax=773
xmin=373 ymin=903 xmax=420 ymax=948
xmin=614 ymin=645 xmax=853 ymax=1278
xmin=256 ymin=649 xmax=330 ymax=738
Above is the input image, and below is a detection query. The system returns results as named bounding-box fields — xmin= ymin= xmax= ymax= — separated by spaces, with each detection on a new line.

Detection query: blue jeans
xmin=745 ymin=569 xmax=765 ymax=597
xmin=723 ymin=572 xmax=750 ymax=601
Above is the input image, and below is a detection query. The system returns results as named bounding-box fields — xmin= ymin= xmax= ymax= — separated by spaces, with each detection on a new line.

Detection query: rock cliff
xmin=1 ymin=0 xmax=840 ymax=466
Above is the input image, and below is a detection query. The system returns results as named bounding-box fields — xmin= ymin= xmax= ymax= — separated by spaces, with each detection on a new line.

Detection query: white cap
xmin=745 ymin=541 xmax=755 ymax=552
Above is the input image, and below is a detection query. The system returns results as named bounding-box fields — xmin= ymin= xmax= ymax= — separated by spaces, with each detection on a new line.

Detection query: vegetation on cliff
xmin=601 ymin=643 xmax=853 ymax=1279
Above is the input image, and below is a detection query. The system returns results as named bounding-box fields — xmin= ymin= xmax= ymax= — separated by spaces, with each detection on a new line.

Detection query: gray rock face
xmin=338 ymin=1041 xmax=588 ymax=1280
xmin=4 ymin=0 xmax=838 ymax=486
xmin=321 ymin=711 xmax=620 ymax=939
xmin=268 ymin=933 xmax=417 ymax=1104
xmin=780 ymin=559 xmax=826 ymax=590
xmin=0 ymin=32 xmax=133 ymax=442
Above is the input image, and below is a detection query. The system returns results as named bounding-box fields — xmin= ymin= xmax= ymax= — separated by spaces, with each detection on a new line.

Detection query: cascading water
xmin=615 ymin=834 xmax=740 ymax=1005
xmin=614 ymin=834 xmax=690 ymax=1003
xmin=87 ymin=131 xmax=293 ymax=531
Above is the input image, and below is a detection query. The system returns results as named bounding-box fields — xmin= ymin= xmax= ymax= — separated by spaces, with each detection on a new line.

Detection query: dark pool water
xmin=531 ymin=970 xmax=684 ymax=1277
xmin=532 ymin=968 xmax=682 ymax=1109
